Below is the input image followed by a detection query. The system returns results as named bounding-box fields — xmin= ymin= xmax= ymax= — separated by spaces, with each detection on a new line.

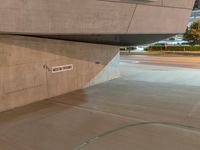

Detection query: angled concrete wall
xmin=0 ymin=35 xmax=120 ymax=112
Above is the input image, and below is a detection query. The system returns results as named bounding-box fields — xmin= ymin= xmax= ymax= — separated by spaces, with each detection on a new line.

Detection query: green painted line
xmin=73 ymin=121 xmax=200 ymax=150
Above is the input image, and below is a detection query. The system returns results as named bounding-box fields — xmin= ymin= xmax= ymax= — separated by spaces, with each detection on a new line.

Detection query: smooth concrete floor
xmin=1 ymin=55 xmax=200 ymax=150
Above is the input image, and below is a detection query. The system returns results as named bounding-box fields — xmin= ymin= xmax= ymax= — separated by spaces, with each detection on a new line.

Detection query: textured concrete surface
xmin=0 ymin=0 xmax=195 ymax=45
xmin=0 ymin=0 xmax=195 ymax=34
xmin=0 ymin=55 xmax=200 ymax=150
xmin=0 ymin=35 xmax=120 ymax=112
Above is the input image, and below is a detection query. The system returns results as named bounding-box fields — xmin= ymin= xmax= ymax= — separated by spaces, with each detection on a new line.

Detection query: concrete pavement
xmin=0 ymin=55 xmax=200 ymax=150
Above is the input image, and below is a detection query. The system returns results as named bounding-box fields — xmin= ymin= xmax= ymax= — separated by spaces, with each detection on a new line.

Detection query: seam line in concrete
xmin=127 ymin=5 xmax=137 ymax=32
xmin=52 ymin=101 xmax=145 ymax=122
xmin=100 ymin=0 xmax=192 ymax=10
xmin=73 ymin=121 xmax=200 ymax=150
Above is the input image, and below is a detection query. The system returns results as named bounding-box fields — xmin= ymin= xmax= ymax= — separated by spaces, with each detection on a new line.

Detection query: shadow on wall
xmin=0 ymin=35 xmax=119 ymax=112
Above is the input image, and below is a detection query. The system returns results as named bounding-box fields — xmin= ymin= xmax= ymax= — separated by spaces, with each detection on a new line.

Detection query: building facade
xmin=0 ymin=0 xmax=196 ymax=112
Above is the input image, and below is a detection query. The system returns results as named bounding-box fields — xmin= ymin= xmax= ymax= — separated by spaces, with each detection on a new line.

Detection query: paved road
xmin=120 ymin=55 xmax=200 ymax=87
xmin=0 ymin=55 xmax=200 ymax=150
xmin=121 ymin=55 xmax=200 ymax=69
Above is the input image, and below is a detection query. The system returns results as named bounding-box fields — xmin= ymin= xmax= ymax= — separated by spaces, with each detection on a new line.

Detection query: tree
xmin=183 ymin=19 xmax=200 ymax=45
xmin=193 ymin=0 xmax=199 ymax=10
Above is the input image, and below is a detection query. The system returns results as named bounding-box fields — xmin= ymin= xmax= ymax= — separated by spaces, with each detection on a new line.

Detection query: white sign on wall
xmin=51 ymin=64 xmax=73 ymax=73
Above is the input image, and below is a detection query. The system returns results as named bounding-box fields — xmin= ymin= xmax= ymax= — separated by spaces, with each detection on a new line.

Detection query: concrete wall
xmin=0 ymin=35 xmax=120 ymax=112
xmin=0 ymin=0 xmax=195 ymax=34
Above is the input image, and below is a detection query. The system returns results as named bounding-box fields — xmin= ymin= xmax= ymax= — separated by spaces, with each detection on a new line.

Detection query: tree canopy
xmin=183 ymin=19 xmax=200 ymax=45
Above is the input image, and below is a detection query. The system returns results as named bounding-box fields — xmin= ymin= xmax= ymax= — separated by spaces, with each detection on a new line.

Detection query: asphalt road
xmin=120 ymin=55 xmax=200 ymax=87
xmin=0 ymin=55 xmax=200 ymax=150
xmin=121 ymin=55 xmax=200 ymax=69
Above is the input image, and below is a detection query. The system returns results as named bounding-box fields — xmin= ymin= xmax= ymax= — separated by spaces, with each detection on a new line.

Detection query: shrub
xmin=183 ymin=19 xmax=200 ymax=45
xmin=120 ymin=46 xmax=136 ymax=52
xmin=145 ymin=45 xmax=200 ymax=51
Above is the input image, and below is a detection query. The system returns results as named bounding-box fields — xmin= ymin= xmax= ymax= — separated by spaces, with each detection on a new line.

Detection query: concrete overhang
xmin=0 ymin=0 xmax=196 ymax=45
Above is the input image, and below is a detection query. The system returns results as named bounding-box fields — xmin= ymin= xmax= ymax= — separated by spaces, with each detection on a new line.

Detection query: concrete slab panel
xmin=0 ymin=104 xmax=134 ymax=150
xmin=0 ymin=0 xmax=195 ymax=45
xmin=4 ymin=63 xmax=47 ymax=93
xmin=82 ymin=124 xmax=200 ymax=150
xmin=129 ymin=5 xmax=192 ymax=34
xmin=0 ymin=67 xmax=4 ymax=95
xmin=0 ymin=0 xmax=136 ymax=34
xmin=163 ymin=0 xmax=196 ymax=9
xmin=0 ymin=0 xmax=23 ymax=9
xmin=3 ymin=85 xmax=48 ymax=111
xmin=0 ymin=137 xmax=28 ymax=150
xmin=0 ymin=42 xmax=6 ymax=67
xmin=0 ymin=8 xmax=23 ymax=32
xmin=39 ymin=0 xmax=136 ymax=33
